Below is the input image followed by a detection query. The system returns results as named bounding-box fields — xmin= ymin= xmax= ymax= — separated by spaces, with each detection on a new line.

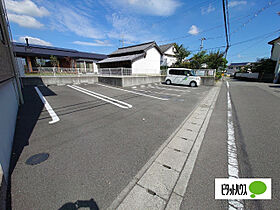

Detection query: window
xmin=169 ymin=69 xmax=192 ymax=75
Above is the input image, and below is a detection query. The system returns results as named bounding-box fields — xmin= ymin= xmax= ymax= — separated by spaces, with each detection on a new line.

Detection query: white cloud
xmin=5 ymin=0 xmax=49 ymax=17
xmin=201 ymin=4 xmax=215 ymax=15
xmin=228 ymin=1 xmax=247 ymax=8
xmin=18 ymin=36 xmax=52 ymax=46
xmin=7 ymin=13 xmax=43 ymax=28
xmin=105 ymin=0 xmax=180 ymax=16
xmin=73 ymin=40 xmax=113 ymax=47
xmin=107 ymin=13 xmax=160 ymax=44
xmin=188 ymin=25 xmax=199 ymax=35
xmin=50 ymin=7 xmax=103 ymax=39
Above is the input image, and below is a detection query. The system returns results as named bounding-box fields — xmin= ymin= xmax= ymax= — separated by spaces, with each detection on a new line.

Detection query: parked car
xmin=165 ymin=68 xmax=201 ymax=87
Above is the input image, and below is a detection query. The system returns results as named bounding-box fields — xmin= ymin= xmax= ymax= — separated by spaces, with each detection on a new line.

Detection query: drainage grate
xmin=26 ymin=153 xmax=49 ymax=165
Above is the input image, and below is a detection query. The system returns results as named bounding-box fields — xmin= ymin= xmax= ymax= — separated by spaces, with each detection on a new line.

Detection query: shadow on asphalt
xmin=58 ymin=199 xmax=99 ymax=210
xmin=6 ymin=82 xmax=56 ymax=210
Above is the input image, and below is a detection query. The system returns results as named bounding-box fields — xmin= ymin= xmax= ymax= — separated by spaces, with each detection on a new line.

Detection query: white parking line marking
xmin=35 ymin=87 xmax=60 ymax=124
xmin=159 ymin=84 xmax=190 ymax=89
xmin=226 ymin=81 xmax=244 ymax=209
xmin=151 ymin=86 xmax=186 ymax=92
xmin=68 ymin=85 xmax=132 ymax=109
xmin=96 ymin=83 xmax=169 ymax=101
xmin=136 ymin=89 xmax=181 ymax=97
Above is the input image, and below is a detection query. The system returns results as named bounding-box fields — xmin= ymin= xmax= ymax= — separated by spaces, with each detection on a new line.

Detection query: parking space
xmin=9 ymin=82 xmax=212 ymax=209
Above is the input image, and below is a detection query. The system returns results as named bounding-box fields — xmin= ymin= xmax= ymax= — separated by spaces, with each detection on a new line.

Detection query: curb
xmin=108 ymin=83 xmax=222 ymax=209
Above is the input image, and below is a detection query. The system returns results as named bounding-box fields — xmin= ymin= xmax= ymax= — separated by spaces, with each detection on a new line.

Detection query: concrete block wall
xmin=22 ymin=76 xmax=98 ymax=86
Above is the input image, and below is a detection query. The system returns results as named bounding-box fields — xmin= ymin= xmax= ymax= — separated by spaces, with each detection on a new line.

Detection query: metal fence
xmin=98 ymin=68 xmax=132 ymax=76
xmin=27 ymin=67 xmax=96 ymax=76
xmin=193 ymin=69 xmax=216 ymax=77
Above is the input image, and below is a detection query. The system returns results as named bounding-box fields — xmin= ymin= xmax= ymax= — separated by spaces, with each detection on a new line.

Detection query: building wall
xmin=161 ymin=46 xmax=177 ymax=67
xmin=162 ymin=55 xmax=177 ymax=67
xmin=132 ymin=47 xmax=161 ymax=75
xmin=0 ymin=0 xmax=21 ymax=181
xmin=271 ymin=43 xmax=280 ymax=61
xmin=0 ymin=79 xmax=19 ymax=179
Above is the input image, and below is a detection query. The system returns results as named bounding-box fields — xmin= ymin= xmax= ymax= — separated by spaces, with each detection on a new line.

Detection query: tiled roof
xmin=109 ymin=41 xmax=162 ymax=56
xmin=268 ymin=36 xmax=280 ymax=45
xmin=98 ymin=53 xmax=145 ymax=63
xmin=12 ymin=42 xmax=107 ymax=60
xmin=159 ymin=43 xmax=175 ymax=53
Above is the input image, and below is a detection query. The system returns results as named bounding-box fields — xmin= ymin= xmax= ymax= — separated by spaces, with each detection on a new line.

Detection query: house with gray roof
xmin=13 ymin=40 xmax=107 ymax=75
xmin=268 ymin=36 xmax=280 ymax=83
xmin=98 ymin=41 xmax=162 ymax=75
xmin=159 ymin=43 xmax=177 ymax=67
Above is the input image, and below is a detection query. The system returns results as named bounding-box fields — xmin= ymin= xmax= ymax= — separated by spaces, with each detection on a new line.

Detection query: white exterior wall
xmin=271 ymin=42 xmax=280 ymax=61
xmin=161 ymin=46 xmax=177 ymax=67
xmin=162 ymin=55 xmax=177 ymax=67
xmin=0 ymin=79 xmax=19 ymax=179
xmin=93 ymin=62 xmax=98 ymax=73
xmin=132 ymin=47 xmax=161 ymax=75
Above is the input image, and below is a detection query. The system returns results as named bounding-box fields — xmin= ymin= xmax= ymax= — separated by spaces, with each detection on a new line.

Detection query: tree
xmin=205 ymin=50 xmax=227 ymax=71
xmin=189 ymin=50 xmax=207 ymax=69
xmin=50 ymin=55 xmax=59 ymax=67
xmin=251 ymin=58 xmax=276 ymax=74
xmin=174 ymin=43 xmax=190 ymax=65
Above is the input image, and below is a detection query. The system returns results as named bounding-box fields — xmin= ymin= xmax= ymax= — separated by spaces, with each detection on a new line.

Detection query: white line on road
xmin=226 ymin=81 xmax=244 ymax=209
xmin=34 ymin=87 xmax=60 ymax=124
xmin=135 ymin=89 xmax=181 ymax=97
xmin=158 ymin=84 xmax=190 ymax=89
xmin=96 ymin=83 xmax=169 ymax=101
xmin=152 ymin=86 xmax=187 ymax=92
xmin=68 ymin=85 xmax=132 ymax=109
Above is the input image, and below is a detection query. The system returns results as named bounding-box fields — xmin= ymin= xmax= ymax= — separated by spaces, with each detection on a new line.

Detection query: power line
xmin=230 ymin=1 xmax=279 ymax=36
xmin=230 ymin=29 xmax=280 ymax=47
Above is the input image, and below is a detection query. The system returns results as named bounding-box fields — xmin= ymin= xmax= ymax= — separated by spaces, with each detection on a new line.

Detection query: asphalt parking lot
xmin=9 ymin=82 xmax=212 ymax=209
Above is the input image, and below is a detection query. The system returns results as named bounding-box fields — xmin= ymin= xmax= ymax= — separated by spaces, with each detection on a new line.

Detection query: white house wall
xmin=165 ymin=47 xmax=175 ymax=56
xmin=0 ymin=79 xmax=19 ymax=179
xmin=161 ymin=46 xmax=177 ymax=67
xmin=271 ymin=43 xmax=280 ymax=61
xmin=162 ymin=55 xmax=177 ymax=67
xmin=132 ymin=47 xmax=161 ymax=75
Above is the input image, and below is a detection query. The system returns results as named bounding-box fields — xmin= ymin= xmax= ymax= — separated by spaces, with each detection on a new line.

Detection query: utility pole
xmin=119 ymin=34 xmax=124 ymax=48
xmin=222 ymin=0 xmax=230 ymax=58
xmin=200 ymin=37 xmax=206 ymax=51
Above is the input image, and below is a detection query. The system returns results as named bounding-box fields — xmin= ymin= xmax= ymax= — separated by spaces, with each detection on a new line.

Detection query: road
xmin=8 ymin=80 xmax=280 ymax=209
xmin=181 ymin=79 xmax=280 ymax=210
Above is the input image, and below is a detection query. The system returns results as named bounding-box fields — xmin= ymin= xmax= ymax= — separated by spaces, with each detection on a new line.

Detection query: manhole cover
xmin=26 ymin=153 xmax=49 ymax=165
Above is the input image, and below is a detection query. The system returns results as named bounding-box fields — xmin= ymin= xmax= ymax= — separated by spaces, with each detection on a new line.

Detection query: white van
xmin=165 ymin=68 xmax=201 ymax=87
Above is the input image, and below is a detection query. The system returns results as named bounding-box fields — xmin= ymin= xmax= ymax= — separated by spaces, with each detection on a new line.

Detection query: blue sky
xmin=4 ymin=0 xmax=280 ymax=63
